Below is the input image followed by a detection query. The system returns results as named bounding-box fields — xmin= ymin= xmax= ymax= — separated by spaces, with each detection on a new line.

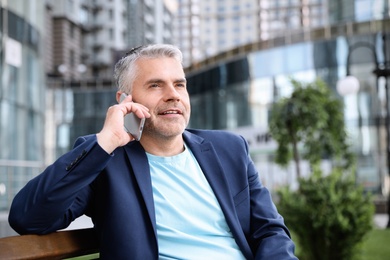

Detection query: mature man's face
xmin=130 ymin=57 xmax=190 ymax=140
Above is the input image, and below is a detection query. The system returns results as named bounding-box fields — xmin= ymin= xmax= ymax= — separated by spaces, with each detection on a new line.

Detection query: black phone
xmin=120 ymin=93 xmax=145 ymax=141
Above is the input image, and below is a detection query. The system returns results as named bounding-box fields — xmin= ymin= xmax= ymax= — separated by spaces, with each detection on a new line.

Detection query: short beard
xmin=142 ymin=118 xmax=187 ymax=140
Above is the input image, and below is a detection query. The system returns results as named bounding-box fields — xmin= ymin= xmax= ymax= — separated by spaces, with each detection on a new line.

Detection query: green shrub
xmin=277 ymin=169 xmax=375 ymax=260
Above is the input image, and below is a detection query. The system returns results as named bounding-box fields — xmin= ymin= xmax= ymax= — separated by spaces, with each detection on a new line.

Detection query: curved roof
xmin=185 ymin=19 xmax=390 ymax=75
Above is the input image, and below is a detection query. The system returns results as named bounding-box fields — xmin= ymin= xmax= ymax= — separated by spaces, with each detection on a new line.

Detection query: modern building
xmin=174 ymin=0 xmax=336 ymax=67
xmin=45 ymin=0 xmax=128 ymax=80
xmin=126 ymin=0 xmax=177 ymax=47
xmin=45 ymin=0 xmax=89 ymax=80
xmin=0 ymin=0 xmax=46 ymax=237
xmin=185 ymin=17 xmax=390 ymax=201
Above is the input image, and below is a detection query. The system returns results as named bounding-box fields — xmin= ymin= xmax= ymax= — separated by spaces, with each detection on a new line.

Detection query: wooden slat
xmin=0 ymin=228 xmax=99 ymax=260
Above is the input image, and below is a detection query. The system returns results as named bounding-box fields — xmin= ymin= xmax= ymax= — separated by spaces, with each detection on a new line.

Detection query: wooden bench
xmin=0 ymin=228 xmax=99 ymax=259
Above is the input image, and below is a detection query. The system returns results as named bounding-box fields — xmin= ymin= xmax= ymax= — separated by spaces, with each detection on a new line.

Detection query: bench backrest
xmin=0 ymin=228 xmax=99 ymax=259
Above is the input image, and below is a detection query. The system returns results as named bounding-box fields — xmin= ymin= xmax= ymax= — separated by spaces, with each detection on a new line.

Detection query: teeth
xmin=163 ymin=111 xmax=178 ymax=114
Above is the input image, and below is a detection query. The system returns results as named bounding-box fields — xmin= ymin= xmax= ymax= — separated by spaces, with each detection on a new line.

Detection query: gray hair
xmin=114 ymin=44 xmax=183 ymax=93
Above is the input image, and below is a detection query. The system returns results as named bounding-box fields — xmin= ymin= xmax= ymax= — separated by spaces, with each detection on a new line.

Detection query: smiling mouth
xmin=159 ymin=109 xmax=182 ymax=115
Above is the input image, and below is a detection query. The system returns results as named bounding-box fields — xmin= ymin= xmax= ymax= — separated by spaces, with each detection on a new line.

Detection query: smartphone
xmin=120 ymin=93 xmax=145 ymax=141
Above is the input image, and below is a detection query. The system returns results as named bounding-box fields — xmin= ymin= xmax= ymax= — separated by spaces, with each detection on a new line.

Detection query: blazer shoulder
xmin=185 ymin=129 xmax=248 ymax=149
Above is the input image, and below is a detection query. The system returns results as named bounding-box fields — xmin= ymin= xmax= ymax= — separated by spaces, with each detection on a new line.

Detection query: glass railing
xmin=0 ymin=160 xmax=43 ymax=212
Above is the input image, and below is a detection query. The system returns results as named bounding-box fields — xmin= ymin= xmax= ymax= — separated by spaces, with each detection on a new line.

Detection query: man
xmin=9 ymin=44 xmax=297 ymax=259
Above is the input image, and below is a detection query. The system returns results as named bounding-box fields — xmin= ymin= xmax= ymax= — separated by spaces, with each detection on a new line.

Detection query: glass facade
xmin=70 ymin=88 xmax=117 ymax=153
xmin=187 ymin=23 xmax=390 ymax=195
xmin=0 ymin=1 xmax=45 ymax=237
xmin=44 ymin=81 xmax=116 ymax=161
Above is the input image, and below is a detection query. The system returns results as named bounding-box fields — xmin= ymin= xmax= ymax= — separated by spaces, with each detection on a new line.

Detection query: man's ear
xmin=116 ymin=91 xmax=123 ymax=103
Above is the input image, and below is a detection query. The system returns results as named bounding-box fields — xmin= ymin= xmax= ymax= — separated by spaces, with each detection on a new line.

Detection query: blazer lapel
xmin=183 ymin=131 xmax=252 ymax=257
xmin=124 ymin=142 xmax=157 ymax=237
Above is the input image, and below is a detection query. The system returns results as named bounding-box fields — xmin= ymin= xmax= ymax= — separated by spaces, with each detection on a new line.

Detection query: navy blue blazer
xmin=9 ymin=129 xmax=296 ymax=259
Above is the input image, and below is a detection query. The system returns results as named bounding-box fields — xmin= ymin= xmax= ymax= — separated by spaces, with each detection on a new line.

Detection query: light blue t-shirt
xmin=147 ymin=145 xmax=245 ymax=260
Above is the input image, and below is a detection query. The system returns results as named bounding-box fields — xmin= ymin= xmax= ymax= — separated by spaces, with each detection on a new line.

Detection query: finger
xmin=122 ymin=102 xmax=150 ymax=119
xmin=119 ymin=93 xmax=133 ymax=104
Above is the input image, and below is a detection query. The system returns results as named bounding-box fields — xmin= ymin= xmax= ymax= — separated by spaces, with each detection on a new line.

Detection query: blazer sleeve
xmin=241 ymin=138 xmax=297 ymax=259
xmin=8 ymin=135 xmax=112 ymax=235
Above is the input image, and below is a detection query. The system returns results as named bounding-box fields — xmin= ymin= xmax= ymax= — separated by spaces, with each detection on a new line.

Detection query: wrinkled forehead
xmin=133 ymin=57 xmax=186 ymax=83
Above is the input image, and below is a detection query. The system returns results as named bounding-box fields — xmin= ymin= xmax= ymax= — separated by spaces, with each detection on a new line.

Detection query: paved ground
xmin=374 ymin=214 xmax=388 ymax=229
xmin=63 ymin=214 xmax=93 ymax=231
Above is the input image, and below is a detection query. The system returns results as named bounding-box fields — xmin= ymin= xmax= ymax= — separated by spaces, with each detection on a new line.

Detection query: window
xmin=70 ymin=50 xmax=75 ymax=68
xmin=70 ymin=24 xmax=74 ymax=39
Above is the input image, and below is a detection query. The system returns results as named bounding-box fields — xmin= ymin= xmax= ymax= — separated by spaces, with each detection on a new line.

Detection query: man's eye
xmin=150 ymin=84 xmax=159 ymax=88
xmin=177 ymin=83 xmax=186 ymax=88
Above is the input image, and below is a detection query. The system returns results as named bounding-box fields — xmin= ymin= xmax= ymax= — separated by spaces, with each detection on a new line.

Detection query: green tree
xmin=270 ymin=78 xmax=374 ymax=259
xmin=269 ymin=78 xmax=354 ymax=177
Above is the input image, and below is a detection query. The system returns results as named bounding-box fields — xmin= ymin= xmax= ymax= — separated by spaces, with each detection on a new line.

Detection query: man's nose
xmin=164 ymin=85 xmax=181 ymax=101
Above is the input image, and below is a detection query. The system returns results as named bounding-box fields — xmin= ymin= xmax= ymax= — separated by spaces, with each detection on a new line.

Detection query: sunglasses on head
xmin=125 ymin=45 xmax=144 ymax=57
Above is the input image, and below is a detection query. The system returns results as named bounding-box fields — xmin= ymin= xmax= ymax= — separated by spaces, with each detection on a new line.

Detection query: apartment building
xmin=173 ymin=0 xmax=364 ymax=67
xmin=127 ymin=0 xmax=177 ymax=47
xmin=45 ymin=0 xmax=125 ymax=79
xmin=45 ymin=0 xmax=176 ymax=80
